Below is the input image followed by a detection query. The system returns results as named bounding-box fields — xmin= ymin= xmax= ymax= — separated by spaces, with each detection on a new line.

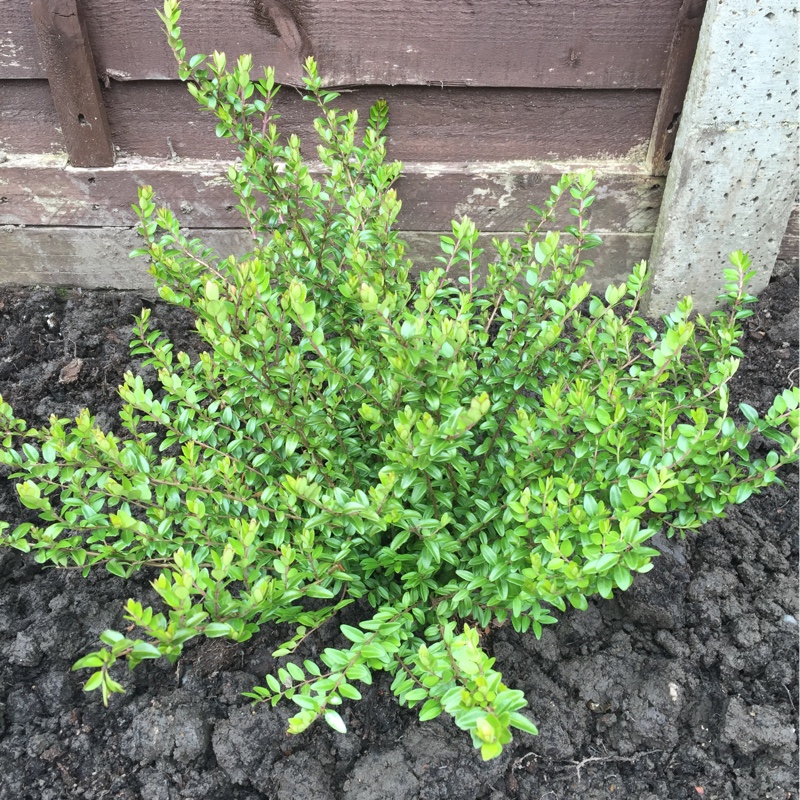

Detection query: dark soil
xmin=0 ymin=274 xmax=797 ymax=800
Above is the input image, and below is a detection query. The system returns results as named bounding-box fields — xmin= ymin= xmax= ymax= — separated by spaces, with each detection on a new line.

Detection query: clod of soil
xmin=0 ymin=274 xmax=797 ymax=800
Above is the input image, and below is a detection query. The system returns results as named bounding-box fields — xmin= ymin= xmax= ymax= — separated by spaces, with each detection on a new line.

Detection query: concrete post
xmin=646 ymin=0 xmax=799 ymax=316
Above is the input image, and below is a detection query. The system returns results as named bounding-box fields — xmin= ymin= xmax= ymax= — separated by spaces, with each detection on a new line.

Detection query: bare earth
xmin=0 ymin=270 xmax=797 ymax=800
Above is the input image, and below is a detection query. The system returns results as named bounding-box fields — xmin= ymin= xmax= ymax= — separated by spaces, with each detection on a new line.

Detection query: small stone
xmin=59 ymin=358 xmax=84 ymax=384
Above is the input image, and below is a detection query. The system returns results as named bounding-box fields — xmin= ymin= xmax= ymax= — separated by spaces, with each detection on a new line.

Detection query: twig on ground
xmin=560 ymin=749 xmax=663 ymax=783
xmin=512 ymin=751 xmax=539 ymax=771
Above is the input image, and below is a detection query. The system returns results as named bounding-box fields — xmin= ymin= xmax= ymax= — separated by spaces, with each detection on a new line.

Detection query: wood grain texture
xmin=778 ymin=206 xmax=798 ymax=264
xmin=4 ymin=0 xmax=682 ymax=88
xmin=1 ymin=79 xmax=659 ymax=163
xmin=0 ymin=226 xmax=652 ymax=290
xmin=30 ymin=0 xmax=114 ymax=167
xmin=0 ymin=157 xmax=664 ymax=234
xmin=647 ymin=0 xmax=707 ymax=176
xmin=0 ymin=81 xmax=63 ymax=156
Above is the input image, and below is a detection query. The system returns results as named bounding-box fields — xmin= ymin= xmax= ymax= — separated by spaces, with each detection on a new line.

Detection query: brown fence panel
xmin=778 ymin=207 xmax=799 ymax=265
xmin=5 ymin=0 xmax=682 ymax=88
xmin=0 ymin=0 xmax=709 ymax=288
xmin=0 ymin=159 xmax=662 ymax=233
xmin=1 ymin=80 xmax=660 ymax=162
xmin=647 ymin=0 xmax=707 ymax=175
xmin=29 ymin=0 xmax=114 ymax=167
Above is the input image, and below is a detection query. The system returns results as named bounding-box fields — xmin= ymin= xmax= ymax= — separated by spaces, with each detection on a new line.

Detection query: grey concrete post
xmin=647 ymin=0 xmax=799 ymax=316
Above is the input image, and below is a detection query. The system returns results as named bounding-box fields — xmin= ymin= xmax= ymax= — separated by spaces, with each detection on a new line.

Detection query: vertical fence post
xmin=646 ymin=0 xmax=798 ymax=315
xmin=646 ymin=0 xmax=707 ymax=177
xmin=31 ymin=0 xmax=114 ymax=167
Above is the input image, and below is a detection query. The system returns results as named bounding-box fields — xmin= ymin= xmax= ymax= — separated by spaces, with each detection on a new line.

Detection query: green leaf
xmin=324 ymin=709 xmax=347 ymax=734
xmin=480 ymin=544 xmax=498 ymax=567
xmin=584 ymin=552 xmax=619 ymax=574
xmin=106 ymin=561 xmax=129 ymax=579
xmin=345 ymin=664 xmax=372 ymax=684
xmin=204 ymin=623 xmax=232 ymax=638
xmin=205 ymin=280 xmax=219 ymax=302
xmin=338 ymin=683 xmax=362 ymax=700
xmin=627 ymin=479 xmax=648 ymax=499
xmin=304 ymin=660 xmax=322 ymax=676
xmin=340 ymin=625 xmax=365 ymax=644
xmin=99 ymin=630 xmax=126 ymax=646
xmin=72 ymin=654 xmax=105 ymax=670
xmin=613 ymin=565 xmax=633 ymax=591
xmin=739 ymin=403 xmax=759 ymax=424
xmin=305 ymin=585 xmax=335 ymax=599
xmin=404 ymin=688 xmax=428 ymax=703
xmin=721 ymin=418 xmax=736 ymax=437
xmin=596 ymin=576 xmax=614 ymax=599
xmin=418 ymin=699 xmax=442 ymax=721
xmin=509 ymin=712 xmax=538 ymax=736
xmin=17 ymin=480 xmax=42 ymax=509
xmin=291 ymin=693 xmax=318 ymax=711
xmin=567 ymin=593 xmax=588 ymax=611
xmin=284 ymin=433 xmax=300 ymax=457
xmin=286 ymin=662 xmax=305 ymax=682
xmin=83 ymin=671 xmax=105 ymax=692
xmin=734 ymin=484 xmax=754 ymax=504
xmin=131 ymin=642 xmax=163 ymax=659
xmin=480 ymin=741 xmax=503 ymax=761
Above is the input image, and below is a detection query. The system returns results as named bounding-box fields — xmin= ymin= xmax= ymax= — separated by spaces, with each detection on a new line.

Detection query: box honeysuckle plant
xmin=1 ymin=0 xmax=798 ymax=761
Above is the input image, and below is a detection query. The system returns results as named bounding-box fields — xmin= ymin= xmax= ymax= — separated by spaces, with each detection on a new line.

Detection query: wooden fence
xmin=0 ymin=0 xmax=796 ymax=288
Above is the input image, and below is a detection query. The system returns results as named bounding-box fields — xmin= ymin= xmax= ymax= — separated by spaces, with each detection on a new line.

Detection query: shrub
xmin=1 ymin=0 xmax=798 ymax=760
